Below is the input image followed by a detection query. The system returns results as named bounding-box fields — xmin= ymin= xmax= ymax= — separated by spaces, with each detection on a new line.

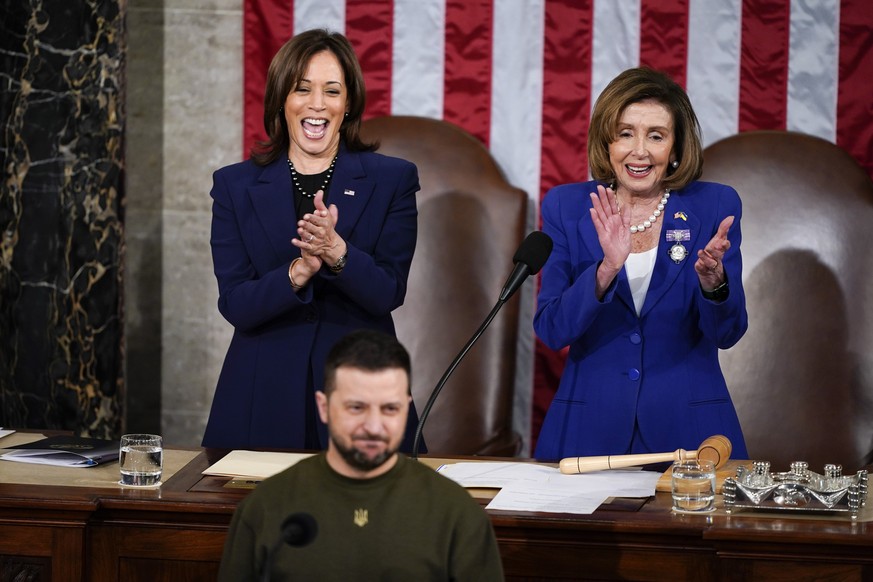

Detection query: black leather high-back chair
xmin=361 ymin=116 xmax=528 ymax=456
xmin=702 ymin=131 xmax=873 ymax=471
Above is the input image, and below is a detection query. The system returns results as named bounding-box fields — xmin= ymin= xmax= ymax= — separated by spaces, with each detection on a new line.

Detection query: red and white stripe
xmin=245 ymin=0 xmax=872 ymax=199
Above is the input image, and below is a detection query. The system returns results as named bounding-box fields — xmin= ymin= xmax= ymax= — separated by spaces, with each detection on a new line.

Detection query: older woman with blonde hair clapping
xmin=535 ymin=67 xmax=748 ymax=462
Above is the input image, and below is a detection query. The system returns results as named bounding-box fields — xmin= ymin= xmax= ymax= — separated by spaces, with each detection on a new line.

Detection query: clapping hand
xmin=291 ymin=191 xmax=347 ymax=269
xmin=589 ymin=184 xmax=631 ymax=272
xmin=695 ymin=216 xmax=733 ymax=291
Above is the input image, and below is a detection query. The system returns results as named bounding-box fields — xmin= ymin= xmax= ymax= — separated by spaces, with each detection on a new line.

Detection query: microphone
xmin=411 ymin=231 xmax=553 ymax=459
xmin=260 ymin=512 xmax=318 ymax=582
xmin=499 ymin=230 xmax=554 ymax=303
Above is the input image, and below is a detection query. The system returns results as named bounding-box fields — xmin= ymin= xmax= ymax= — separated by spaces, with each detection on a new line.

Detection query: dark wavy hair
xmin=251 ymin=29 xmax=376 ymax=166
xmin=587 ymin=67 xmax=703 ymax=191
xmin=324 ymin=330 xmax=411 ymax=396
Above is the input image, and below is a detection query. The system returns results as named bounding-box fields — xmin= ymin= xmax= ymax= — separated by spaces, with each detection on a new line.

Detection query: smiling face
xmin=316 ymin=366 xmax=411 ymax=479
xmin=284 ymin=50 xmax=348 ymax=167
xmin=608 ymin=99 xmax=676 ymax=200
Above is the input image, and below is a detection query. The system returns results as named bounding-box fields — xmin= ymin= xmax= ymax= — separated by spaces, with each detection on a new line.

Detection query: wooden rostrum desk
xmin=1 ymin=441 xmax=873 ymax=581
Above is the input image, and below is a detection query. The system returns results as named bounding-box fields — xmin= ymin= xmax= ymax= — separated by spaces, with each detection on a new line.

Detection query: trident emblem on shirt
xmin=354 ymin=508 xmax=368 ymax=527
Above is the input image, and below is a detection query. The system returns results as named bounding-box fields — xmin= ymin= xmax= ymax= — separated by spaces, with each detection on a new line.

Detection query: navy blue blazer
xmin=534 ymin=180 xmax=749 ymax=461
xmin=202 ymin=145 xmax=420 ymax=450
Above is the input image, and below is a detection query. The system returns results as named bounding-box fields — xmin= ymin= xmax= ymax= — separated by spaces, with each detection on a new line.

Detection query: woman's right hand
xmin=589 ymin=185 xmax=630 ymax=296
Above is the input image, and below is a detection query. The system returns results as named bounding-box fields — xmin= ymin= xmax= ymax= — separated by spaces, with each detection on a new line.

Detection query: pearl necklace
xmin=287 ymin=155 xmax=337 ymax=198
xmin=628 ymin=190 xmax=670 ymax=234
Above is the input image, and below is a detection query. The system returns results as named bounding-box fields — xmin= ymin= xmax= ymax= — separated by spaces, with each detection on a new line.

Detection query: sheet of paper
xmin=549 ymin=469 xmax=663 ymax=497
xmin=0 ymin=429 xmax=14 ymax=440
xmin=202 ymin=450 xmax=313 ymax=480
xmin=438 ymin=463 xmax=663 ymax=514
xmin=436 ymin=461 xmax=555 ymax=488
xmin=486 ymin=480 xmax=611 ymax=514
xmin=437 ymin=462 xmax=661 ymax=497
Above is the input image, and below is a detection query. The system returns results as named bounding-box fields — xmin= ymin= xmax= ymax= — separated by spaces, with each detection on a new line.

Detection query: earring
xmin=671 ymin=160 xmax=679 ymax=168
xmin=344 ymin=112 xmax=349 ymax=117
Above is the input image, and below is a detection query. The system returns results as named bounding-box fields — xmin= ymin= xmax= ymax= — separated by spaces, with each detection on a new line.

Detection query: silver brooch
xmin=669 ymin=242 xmax=688 ymax=264
xmin=666 ymin=229 xmax=690 ymax=264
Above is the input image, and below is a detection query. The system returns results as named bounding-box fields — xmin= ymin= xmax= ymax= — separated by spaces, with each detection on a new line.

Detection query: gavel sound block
xmin=559 ymin=435 xmax=732 ymax=475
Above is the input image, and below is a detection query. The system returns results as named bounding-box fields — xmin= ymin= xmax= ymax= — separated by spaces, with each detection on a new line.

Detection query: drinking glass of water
xmin=119 ymin=434 xmax=163 ymax=487
xmin=671 ymin=459 xmax=716 ymax=513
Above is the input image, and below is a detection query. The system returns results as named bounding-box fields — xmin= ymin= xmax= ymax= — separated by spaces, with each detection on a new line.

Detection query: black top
xmin=289 ymin=157 xmax=337 ymax=217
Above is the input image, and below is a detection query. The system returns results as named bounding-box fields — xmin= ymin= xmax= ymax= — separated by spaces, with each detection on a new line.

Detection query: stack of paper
xmin=202 ymin=450 xmax=313 ymax=481
xmin=437 ymin=462 xmax=662 ymax=514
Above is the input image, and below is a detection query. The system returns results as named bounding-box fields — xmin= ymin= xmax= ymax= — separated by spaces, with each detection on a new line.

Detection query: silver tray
xmin=723 ymin=461 xmax=868 ymax=518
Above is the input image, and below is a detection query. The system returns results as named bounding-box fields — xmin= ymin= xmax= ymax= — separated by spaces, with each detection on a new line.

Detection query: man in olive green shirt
xmin=218 ymin=330 xmax=504 ymax=581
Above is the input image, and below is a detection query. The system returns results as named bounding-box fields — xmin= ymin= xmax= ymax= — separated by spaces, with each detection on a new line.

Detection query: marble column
xmin=0 ymin=0 xmax=125 ymax=438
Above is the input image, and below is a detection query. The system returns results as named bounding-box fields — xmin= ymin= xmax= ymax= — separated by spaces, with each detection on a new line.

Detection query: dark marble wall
xmin=0 ymin=0 xmax=125 ymax=438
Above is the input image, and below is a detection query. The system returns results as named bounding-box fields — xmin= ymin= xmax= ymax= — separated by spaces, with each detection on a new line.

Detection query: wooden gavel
xmin=559 ymin=434 xmax=732 ymax=475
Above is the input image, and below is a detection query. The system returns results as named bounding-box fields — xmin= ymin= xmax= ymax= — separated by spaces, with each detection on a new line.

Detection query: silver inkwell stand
xmin=723 ymin=461 xmax=868 ymax=518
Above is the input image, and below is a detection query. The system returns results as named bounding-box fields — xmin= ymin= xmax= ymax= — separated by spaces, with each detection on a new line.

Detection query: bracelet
xmin=288 ymin=258 xmax=304 ymax=289
xmin=702 ymin=280 xmax=729 ymax=301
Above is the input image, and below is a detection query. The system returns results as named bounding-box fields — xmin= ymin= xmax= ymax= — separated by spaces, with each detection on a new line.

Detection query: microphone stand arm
xmin=411 ymin=299 xmax=505 ymax=460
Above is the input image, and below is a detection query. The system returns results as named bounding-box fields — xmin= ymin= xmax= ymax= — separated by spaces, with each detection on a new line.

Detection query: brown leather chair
xmin=360 ymin=115 xmax=528 ymax=456
xmin=701 ymin=131 xmax=873 ymax=471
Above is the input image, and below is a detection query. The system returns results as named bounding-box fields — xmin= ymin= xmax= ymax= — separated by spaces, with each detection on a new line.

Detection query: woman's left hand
xmin=695 ymin=216 xmax=733 ymax=290
xmin=291 ymin=190 xmax=348 ymax=268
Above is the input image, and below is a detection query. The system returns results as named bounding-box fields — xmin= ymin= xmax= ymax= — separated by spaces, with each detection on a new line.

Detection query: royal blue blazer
xmin=202 ymin=145 xmax=420 ymax=450
xmin=534 ymin=180 xmax=749 ymax=461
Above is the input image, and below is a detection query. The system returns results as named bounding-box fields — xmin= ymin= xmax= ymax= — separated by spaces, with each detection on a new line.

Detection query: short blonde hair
xmin=587 ymin=67 xmax=703 ymax=190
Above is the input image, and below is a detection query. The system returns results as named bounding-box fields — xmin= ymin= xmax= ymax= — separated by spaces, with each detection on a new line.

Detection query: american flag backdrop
xmin=243 ymin=0 xmax=873 ymax=449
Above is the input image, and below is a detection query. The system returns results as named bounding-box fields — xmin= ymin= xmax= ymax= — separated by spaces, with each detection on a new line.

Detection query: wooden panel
xmin=500 ymin=540 xmax=717 ymax=580
xmin=0 ymin=555 xmax=51 ymax=582
xmin=117 ymin=558 xmax=221 ymax=582
xmin=495 ymin=517 xmax=717 ymax=581
xmin=718 ymin=559 xmax=867 ymax=582
xmin=88 ymin=525 xmax=227 ymax=581
xmin=0 ymin=522 xmax=84 ymax=582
